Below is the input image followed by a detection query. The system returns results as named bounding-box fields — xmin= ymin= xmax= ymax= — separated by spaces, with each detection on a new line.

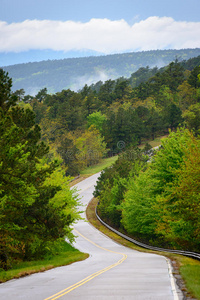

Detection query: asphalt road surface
xmin=0 ymin=173 xmax=182 ymax=300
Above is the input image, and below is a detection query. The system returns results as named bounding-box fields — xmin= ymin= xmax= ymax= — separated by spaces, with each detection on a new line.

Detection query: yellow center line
xmin=44 ymin=229 xmax=127 ymax=300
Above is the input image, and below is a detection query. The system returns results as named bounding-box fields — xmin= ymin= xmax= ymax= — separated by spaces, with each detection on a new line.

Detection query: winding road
xmin=0 ymin=173 xmax=182 ymax=299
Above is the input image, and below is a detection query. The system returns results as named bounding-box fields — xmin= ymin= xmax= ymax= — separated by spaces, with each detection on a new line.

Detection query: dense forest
xmin=95 ymin=128 xmax=200 ymax=252
xmin=0 ymin=69 xmax=81 ymax=270
xmin=1 ymin=51 xmax=200 ymax=269
xmin=91 ymin=57 xmax=200 ymax=253
xmin=3 ymin=48 xmax=200 ymax=95
xmin=18 ymin=54 xmax=200 ymax=176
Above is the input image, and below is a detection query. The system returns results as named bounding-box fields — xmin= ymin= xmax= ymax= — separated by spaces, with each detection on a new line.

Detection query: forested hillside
xmin=1 ymin=52 xmax=200 ymax=268
xmin=13 ymin=54 xmax=200 ymax=177
xmin=3 ymin=48 xmax=200 ymax=95
xmin=15 ymin=53 xmax=199 ymax=253
xmin=95 ymin=128 xmax=200 ymax=252
xmin=89 ymin=57 xmax=200 ymax=253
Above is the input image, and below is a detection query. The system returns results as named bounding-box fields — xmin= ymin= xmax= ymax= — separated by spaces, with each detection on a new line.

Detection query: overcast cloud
xmin=1 ymin=17 xmax=200 ymax=54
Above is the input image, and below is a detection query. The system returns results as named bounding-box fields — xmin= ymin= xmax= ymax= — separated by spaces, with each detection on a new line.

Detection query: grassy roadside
xmin=71 ymin=134 xmax=168 ymax=184
xmin=70 ymin=156 xmax=118 ymax=187
xmin=0 ymin=155 xmax=118 ymax=282
xmin=1 ymin=134 xmax=188 ymax=285
xmin=0 ymin=241 xmax=89 ymax=283
xmin=79 ymin=134 xmax=168 ymax=177
xmin=86 ymin=197 xmax=200 ymax=300
xmin=139 ymin=134 xmax=169 ymax=149
xmin=80 ymin=155 xmax=118 ymax=175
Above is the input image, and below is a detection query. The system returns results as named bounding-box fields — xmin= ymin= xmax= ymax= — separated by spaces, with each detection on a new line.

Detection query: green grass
xmin=80 ymin=134 xmax=169 ymax=176
xmin=80 ymin=134 xmax=168 ymax=176
xmin=180 ymin=262 xmax=200 ymax=299
xmin=139 ymin=134 xmax=169 ymax=149
xmin=80 ymin=155 xmax=118 ymax=175
xmin=0 ymin=241 xmax=88 ymax=283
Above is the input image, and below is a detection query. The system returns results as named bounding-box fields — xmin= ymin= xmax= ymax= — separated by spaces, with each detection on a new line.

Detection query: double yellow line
xmin=44 ymin=229 xmax=127 ymax=300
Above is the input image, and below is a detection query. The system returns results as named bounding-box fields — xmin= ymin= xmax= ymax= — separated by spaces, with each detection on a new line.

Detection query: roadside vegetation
xmin=95 ymin=128 xmax=200 ymax=251
xmin=80 ymin=155 xmax=118 ymax=175
xmin=1 ymin=54 xmax=200 ymax=290
xmin=86 ymin=197 xmax=200 ymax=300
xmin=0 ymin=242 xmax=88 ymax=283
xmin=0 ymin=69 xmax=86 ymax=280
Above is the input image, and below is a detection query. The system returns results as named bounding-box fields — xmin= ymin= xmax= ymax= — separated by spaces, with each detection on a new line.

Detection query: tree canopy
xmin=1 ymin=52 xmax=200 ymax=260
xmin=0 ymin=69 xmax=81 ymax=269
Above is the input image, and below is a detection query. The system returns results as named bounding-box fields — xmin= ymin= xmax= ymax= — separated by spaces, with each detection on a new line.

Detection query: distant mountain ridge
xmin=2 ymin=48 xmax=200 ymax=95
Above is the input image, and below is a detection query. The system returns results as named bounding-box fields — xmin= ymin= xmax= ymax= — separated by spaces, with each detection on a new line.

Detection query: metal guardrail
xmin=95 ymin=207 xmax=200 ymax=260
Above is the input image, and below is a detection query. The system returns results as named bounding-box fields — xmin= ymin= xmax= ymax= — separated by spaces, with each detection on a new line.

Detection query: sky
xmin=0 ymin=0 xmax=200 ymax=66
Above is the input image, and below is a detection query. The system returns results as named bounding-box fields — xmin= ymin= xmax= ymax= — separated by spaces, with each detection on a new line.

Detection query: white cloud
xmin=0 ymin=17 xmax=200 ymax=53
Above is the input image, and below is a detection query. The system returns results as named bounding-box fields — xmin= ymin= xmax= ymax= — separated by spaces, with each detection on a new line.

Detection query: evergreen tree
xmin=0 ymin=69 xmax=80 ymax=268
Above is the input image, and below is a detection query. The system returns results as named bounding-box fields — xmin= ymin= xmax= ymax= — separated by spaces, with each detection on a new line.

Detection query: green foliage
xmin=13 ymin=88 xmax=25 ymax=101
xmin=163 ymin=103 xmax=183 ymax=131
xmin=0 ymin=69 xmax=81 ymax=269
xmin=35 ymin=87 xmax=47 ymax=102
xmin=177 ymin=80 xmax=197 ymax=111
xmin=121 ymin=128 xmax=200 ymax=251
xmin=98 ymin=79 xmax=116 ymax=105
xmin=43 ymin=89 xmax=84 ymax=132
xmin=121 ymin=171 xmax=159 ymax=241
xmin=2 ymin=49 xmax=200 ymax=265
xmin=97 ymin=177 xmax=127 ymax=228
xmin=103 ymin=106 xmax=145 ymax=152
xmin=0 ymin=69 xmax=17 ymax=111
xmin=57 ymin=126 xmax=107 ymax=175
xmin=42 ymin=166 xmax=81 ymax=243
xmin=144 ymin=107 xmax=164 ymax=140
xmin=0 ymin=240 xmax=88 ymax=283
xmin=94 ymin=148 xmax=147 ymax=228
xmin=86 ymin=111 xmax=106 ymax=133
xmin=183 ymin=103 xmax=200 ymax=136
xmin=57 ymin=136 xmax=80 ymax=176
xmin=187 ymin=65 xmax=200 ymax=88
xmin=75 ymin=125 xmax=107 ymax=168
xmin=134 ymin=61 xmax=185 ymax=100
xmin=28 ymin=54 xmax=200 ymax=177
xmin=25 ymin=54 xmax=200 ymax=183
xmin=129 ymin=66 xmax=158 ymax=88
xmin=148 ymin=129 xmax=192 ymax=195
xmin=161 ymin=135 xmax=200 ymax=250
xmin=80 ymin=155 xmax=118 ymax=175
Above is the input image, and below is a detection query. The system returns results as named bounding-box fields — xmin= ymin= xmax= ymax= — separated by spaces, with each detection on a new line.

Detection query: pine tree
xmin=0 ymin=69 xmax=80 ymax=268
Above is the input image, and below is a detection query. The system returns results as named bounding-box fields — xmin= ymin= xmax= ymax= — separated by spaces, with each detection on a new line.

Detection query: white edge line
xmin=165 ymin=257 xmax=182 ymax=300
xmin=75 ymin=177 xmax=182 ymax=299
